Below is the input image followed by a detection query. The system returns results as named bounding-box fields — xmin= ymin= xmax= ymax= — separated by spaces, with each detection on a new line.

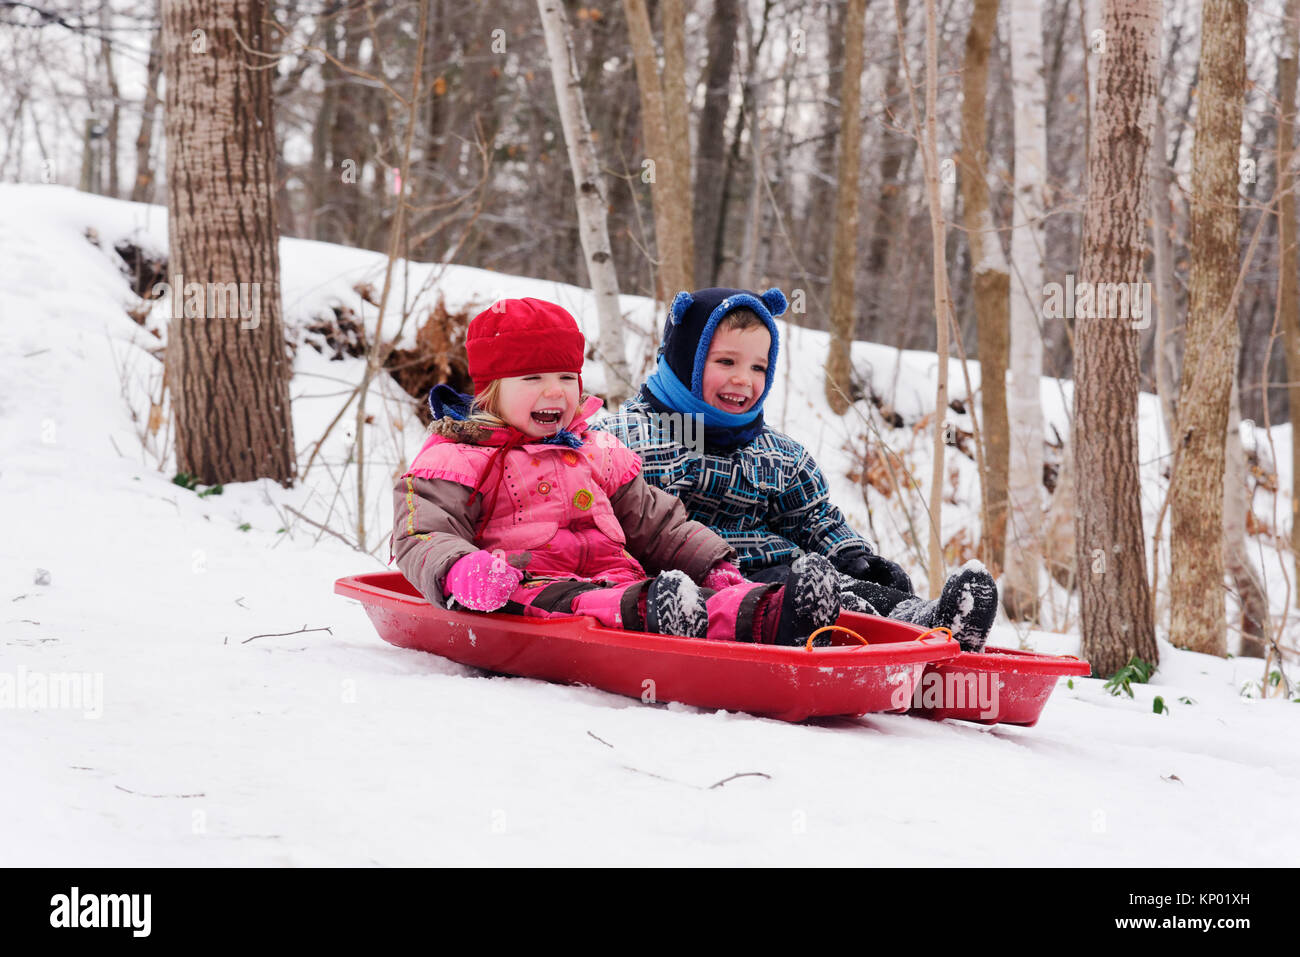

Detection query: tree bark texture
xmin=824 ymin=0 xmax=867 ymax=415
xmin=623 ymin=0 xmax=687 ymax=299
xmin=959 ymin=0 xmax=1009 ymax=576
xmin=1074 ymin=0 xmax=1159 ymax=676
xmin=692 ymin=0 xmax=739 ymax=287
xmin=162 ymin=0 xmax=297 ymax=486
xmin=1169 ymin=0 xmax=1246 ymax=658
xmin=661 ymin=0 xmax=695 ymax=291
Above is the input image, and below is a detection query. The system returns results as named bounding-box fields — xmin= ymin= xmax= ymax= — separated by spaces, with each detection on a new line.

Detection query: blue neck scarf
xmin=642 ymin=359 xmax=766 ymax=451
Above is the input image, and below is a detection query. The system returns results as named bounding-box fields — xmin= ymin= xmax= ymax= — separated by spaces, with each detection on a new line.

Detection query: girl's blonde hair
xmin=465 ymin=379 xmax=508 ymax=429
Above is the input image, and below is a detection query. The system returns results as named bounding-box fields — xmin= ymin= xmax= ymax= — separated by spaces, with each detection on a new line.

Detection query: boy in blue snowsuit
xmin=594 ymin=286 xmax=998 ymax=652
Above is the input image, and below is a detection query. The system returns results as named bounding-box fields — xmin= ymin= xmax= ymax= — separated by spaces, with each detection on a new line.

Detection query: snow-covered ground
xmin=1 ymin=184 xmax=1296 ymax=866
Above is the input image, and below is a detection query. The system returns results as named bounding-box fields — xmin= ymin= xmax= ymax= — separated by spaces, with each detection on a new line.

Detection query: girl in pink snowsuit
xmin=391 ymin=298 xmax=841 ymax=645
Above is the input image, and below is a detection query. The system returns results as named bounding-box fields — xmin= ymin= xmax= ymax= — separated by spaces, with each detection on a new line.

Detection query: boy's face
xmin=700 ymin=324 xmax=770 ymax=415
xmin=496 ymin=373 xmax=580 ymax=438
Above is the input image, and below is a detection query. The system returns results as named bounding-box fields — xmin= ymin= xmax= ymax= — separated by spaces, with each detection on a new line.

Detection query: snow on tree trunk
xmin=959 ymin=0 xmax=1010 ymax=576
xmin=824 ymin=0 xmax=867 ymax=416
xmin=1074 ymin=0 xmax=1159 ymax=677
xmin=538 ymin=0 xmax=634 ymax=405
xmin=1169 ymin=0 xmax=1247 ymax=659
xmin=162 ymin=0 xmax=296 ymax=486
xmin=1004 ymin=0 xmax=1047 ymax=621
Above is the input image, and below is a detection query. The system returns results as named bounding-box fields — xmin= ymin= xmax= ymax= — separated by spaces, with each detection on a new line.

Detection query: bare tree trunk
xmin=623 ymin=0 xmax=685 ymax=298
xmin=824 ymin=0 xmax=867 ymax=414
xmin=1169 ymin=0 xmax=1246 ymax=659
xmin=162 ymin=0 xmax=297 ymax=486
xmin=1279 ymin=0 xmax=1300 ymax=606
xmin=865 ymin=0 xmax=909 ymax=335
xmin=1150 ymin=100 xmax=1179 ymax=446
xmin=896 ymin=0 xmax=953 ymax=598
xmin=1223 ymin=366 xmax=1271 ymax=657
xmin=1074 ymin=0 xmax=1159 ymax=677
xmin=1003 ymin=0 xmax=1047 ymax=620
xmin=662 ymin=0 xmax=694 ymax=290
xmin=959 ymin=0 xmax=1010 ymax=577
xmin=538 ymin=0 xmax=635 ymax=404
xmin=692 ymin=0 xmax=739 ymax=287
xmin=99 ymin=0 xmax=121 ymax=197
xmin=132 ymin=21 xmax=164 ymax=204
xmin=309 ymin=8 xmax=339 ymax=241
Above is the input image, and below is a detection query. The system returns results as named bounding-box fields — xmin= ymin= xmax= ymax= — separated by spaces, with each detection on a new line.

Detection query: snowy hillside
xmin=1 ymin=184 xmax=1296 ymax=866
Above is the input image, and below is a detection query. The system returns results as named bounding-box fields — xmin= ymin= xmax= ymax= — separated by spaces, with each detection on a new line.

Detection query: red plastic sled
xmin=906 ymin=648 xmax=1092 ymax=727
xmin=334 ymin=572 xmax=960 ymax=722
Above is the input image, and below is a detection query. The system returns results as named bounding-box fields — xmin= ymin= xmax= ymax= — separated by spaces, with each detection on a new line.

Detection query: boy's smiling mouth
xmin=716 ymin=392 xmax=752 ymax=411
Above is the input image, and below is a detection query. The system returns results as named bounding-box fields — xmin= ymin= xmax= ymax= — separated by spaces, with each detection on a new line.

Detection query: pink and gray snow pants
xmin=501 ymin=577 xmax=779 ymax=643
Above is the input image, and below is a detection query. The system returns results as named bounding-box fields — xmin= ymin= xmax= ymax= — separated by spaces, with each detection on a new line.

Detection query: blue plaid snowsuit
xmin=594 ymin=395 xmax=873 ymax=573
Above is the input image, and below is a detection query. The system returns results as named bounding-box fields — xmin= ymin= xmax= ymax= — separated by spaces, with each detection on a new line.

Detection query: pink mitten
xmin=444 ymin=550 xmax=524 ymax=611
xmin=702 ymin=561 xmax=746 ymax=591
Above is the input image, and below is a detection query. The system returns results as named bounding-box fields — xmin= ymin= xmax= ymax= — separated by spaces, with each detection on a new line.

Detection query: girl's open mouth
xmin=531 ymin=409 xmax=563 ymax=426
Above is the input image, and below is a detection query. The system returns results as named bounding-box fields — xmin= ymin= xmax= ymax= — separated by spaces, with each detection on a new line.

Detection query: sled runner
xmin=334 ymin=572 xmax=960 ymax=722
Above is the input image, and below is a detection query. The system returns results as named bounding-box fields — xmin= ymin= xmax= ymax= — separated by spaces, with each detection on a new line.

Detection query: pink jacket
xmin=400 ymin=396 xmax=717 ymax=590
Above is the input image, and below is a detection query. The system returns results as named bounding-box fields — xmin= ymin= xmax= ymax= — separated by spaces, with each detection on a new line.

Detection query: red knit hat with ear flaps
xmin=466 ymin=298 xmax=586 ymax=395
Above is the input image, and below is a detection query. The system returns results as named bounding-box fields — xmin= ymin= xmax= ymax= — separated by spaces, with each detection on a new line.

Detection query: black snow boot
xmin=644 ymin=570 xmax=709 ymax=639
xmin=770 ymin=554 xmax=842 ymax=647
xmin=887 ymin=561 xmax=998 ymax=652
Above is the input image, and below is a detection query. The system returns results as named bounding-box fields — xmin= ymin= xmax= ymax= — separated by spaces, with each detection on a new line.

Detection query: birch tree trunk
xmin=1169 ymin=0 xmax=1246 ymax=658
xmin=959 ymin=0 xmax=1010 ymax=576
xmin=824 ymin=0 xmax=867 ymax=415
xmin=1279 ymin=0 xmax=1300 ymax=606
xmin=1004 ymin=0 xmax=1047 ymax=620
xmin=162 ymin=0 xmax=296 ymax=485
xmin=1223 ymin=366 xmax=1270 ymax=657
xmin=1074 ymin=0 xmax=1159 ymax=676
xmin=538 ymin=0 xmax=634 ymax=404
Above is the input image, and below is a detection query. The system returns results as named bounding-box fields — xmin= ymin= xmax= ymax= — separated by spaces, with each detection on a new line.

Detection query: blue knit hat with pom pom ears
xmin=659 ymin=287 xmax=787 ymax=402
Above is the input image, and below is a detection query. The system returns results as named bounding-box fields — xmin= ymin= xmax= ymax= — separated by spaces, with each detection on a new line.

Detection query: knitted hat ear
xmin=760 ymin=287 xmax=788 ymax=317
xmin=669 ymin=291 xmax=694 ymax=325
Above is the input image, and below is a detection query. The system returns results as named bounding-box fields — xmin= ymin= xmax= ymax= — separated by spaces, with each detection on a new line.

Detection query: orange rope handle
xmin=804 ymin=625 xmax=869 ymax=650
xmin=913 ymin=625 xmax=954 ymax=643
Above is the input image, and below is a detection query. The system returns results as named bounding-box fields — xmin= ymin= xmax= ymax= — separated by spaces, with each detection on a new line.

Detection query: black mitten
xmin=833 ymin=546 xmax=914 ymax=596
